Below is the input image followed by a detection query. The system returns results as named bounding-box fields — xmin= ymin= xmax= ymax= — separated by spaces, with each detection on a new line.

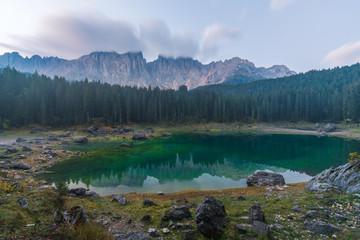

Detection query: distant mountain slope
xmin=0 ymin=51 xmax=295 ymax=89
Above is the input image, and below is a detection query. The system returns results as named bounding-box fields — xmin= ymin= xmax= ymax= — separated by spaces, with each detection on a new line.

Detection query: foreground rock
xmin=247 ymin=171 xmax=285 ymax=187
xmin=305 ymin=162 xmax=360 ymax=193
xmin=195 ymin=196 xmax=230 ymax=239
xmin=132 ymin=133 xmax=147 ymax=140
xmin=113 ymin=231 xmax=150 ymax=240
xmin=53 ymin=205 xmax=87 ymax=230
xmin=69 ymin=188 xmax=86 ymax=196
xmin=111 ymin=195 xmax=127 ymax=205
xmin=162 ymin=205 xmax=192 ymax=221
xmin=304 ymin=220 xmax=341 ymax=236
xmin=249 ymin=203 xmax=265 ymax=224
xmin=252 ymin=221 xmax=270 ymax=236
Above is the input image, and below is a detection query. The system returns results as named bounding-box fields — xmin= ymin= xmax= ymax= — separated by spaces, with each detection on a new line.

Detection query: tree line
xmin=0 ymin=64 xmax=360 ymax=128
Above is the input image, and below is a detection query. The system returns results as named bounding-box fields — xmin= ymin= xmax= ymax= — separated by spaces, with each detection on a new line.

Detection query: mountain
xmin=0 ymin=51 xmax=296 ymax=89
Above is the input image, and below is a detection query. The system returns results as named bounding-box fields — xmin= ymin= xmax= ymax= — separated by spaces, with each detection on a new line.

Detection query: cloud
xmin=200 ymin=23 xmax=240 ymax=61
xmin=324 ymin=41 xmax=360 ymax=67
xmin=270 ymin=0 xmax=294 ymax=11
xmin=139 ymin=19 xmax=199 ymax=59
xmin=0 ymin=12 xmax=239 ymax=62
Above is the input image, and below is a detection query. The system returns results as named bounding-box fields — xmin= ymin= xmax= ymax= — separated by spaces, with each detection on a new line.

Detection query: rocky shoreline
xmin=1 ymin=124 xmax=360 ymax=239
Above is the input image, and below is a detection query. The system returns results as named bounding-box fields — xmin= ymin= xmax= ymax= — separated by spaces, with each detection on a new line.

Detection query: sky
xmin=0 ymin=0 xmax=360 ymax=73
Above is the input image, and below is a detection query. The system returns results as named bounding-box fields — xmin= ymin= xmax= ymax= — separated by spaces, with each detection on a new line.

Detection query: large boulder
xmin=304 ymin=220 xmax=341 ymax=235
xmin=69 ymin=188 xmax=87 ymax=196
xmin=252 ymin=221 xmax=270 ymax=236
xmin=162 ymin=205 xmax=192 ymax=221
xmin=113 ymin=231 xmax=150 ymax=240
xmin=305 ymin=162 xmax=360 ymax=194
xmin=132 ymin=133 xmax=148 ymax=140
xmin=195 ymin=196 xmax=230 ymax=239
xmin=249 ymin=203 xmax=265 ymax=224
xmin=246 ymin=171 xmax=285 ymax=187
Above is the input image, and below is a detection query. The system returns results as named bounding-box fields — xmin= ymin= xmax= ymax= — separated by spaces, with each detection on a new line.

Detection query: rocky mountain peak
xmin=0 ymin=51 xmax=296 ymax=89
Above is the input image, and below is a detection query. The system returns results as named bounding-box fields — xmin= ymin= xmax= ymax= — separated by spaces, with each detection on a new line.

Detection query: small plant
xmin=348 ymin=152 xmax=360 ymax=166
xmin=55 ymin=182 xmax=69 ymax=197
xmin=0 ymin=180 xmax=16 ymax=193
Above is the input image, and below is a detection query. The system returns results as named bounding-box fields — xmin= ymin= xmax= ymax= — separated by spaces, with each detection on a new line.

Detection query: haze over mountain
xmin=0 ymin=51 xmax=295 ymax=89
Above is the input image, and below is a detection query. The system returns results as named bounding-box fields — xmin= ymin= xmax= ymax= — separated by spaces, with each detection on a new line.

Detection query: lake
xmin=39 ymin=134 xmax=360 ymax=196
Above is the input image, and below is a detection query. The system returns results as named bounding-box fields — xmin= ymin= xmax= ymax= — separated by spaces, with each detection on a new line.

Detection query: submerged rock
xmin=246 ymin=171 xmax=285 ymax=187
xmin=305 ymin=162 xmax=360 ymax=193
xmin=195 ymin=196 xmax=229 ymax=239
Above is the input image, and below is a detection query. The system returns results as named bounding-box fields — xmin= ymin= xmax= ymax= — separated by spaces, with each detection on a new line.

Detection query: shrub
xmin=348 ymin=152 xmax=360 ymax=167
xmin=55 ymin=182 xmax=68 ymax=197
xmin=0 ymin=181 xmax=16 ymax=193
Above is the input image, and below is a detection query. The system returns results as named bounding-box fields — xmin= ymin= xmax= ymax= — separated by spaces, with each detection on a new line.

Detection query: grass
xmin=0 ymin=182 xmax=360 ymax=239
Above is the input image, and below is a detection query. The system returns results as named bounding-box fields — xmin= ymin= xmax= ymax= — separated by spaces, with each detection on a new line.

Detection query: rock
xmin=22 ymin=146 xmax=32 ymax=151
xmin=237 ymin=196 xmax=246 ymax=201
xmin=142 ymin=198 xmax=155 ymax=206
xmin=48 ymin=136 xmax=60 ymax=141
xmin=291 ymin=205 xmax=302 ymax=212
xmin=162 ymin=132 xmax=172 ymax=137
xmin=182 ymin=230 xmax=197 ymax=240
xmin=5 ymin=148 xmax=18 ymax=154
xmin=323 ymin=123 xmax=336 ymax=132
xmin=85 ymin=191 xmax=100 ymax=197
xmin=132 ymin=133 xmax=147 ymax=140
xmin=111 ymin=195 xmax=127 ymax=205
xmin=195 ymin=196 xmax=230 ymax=239
xmin=122 ymin=127 xmax=133 ymax=132
xmin=305 ymin=210 xmax=319 ymax=218
xmin=249 ymin=203 xmax=265 ymax=224
xmin=162 ymin=228 xmax=170 ymax=234
xmin=13 ymin=174 xmax=23 ymax=180
xmin=162 ymin=205 xmax=192 ymax=221
xmin=246 ymin=171 xmax=285 ymax=186
xmin=252 ymin=221 xmax=270 ymax=236
xmin=16 ymin=138 xmax=27 ymax=143
xmin=96 ymin=128 xmax=107 ymax=134
xmin=147 ymin=228 xmax=159 ymax=237
xmin=334 ymin=213 xmax=347 ymax=222
xmin=17 ymin=198 xmax=28 ymax=208
xmin=74 ymin=137 xmax=88 ymax=144
xmin=305 ymin=162 xmax=360 ymax=193
xmin=113 ymin=231 xmax=150 ymax=240
xmin=272 ymin=223 xmax=285 ymax=231
xmin=10 ymin=162 xmax=30 ymax=170
xmin=87 ymin=126 xmax=98 ymax=133
xmin=68 ymin=205 xmax=87 ymax=226
xmin=234 ymin=224 xmax=249 ymax=233
xmin=113 ymin=214 xmax=122 ymax=220
xmin=324 ymin=198 xmax=335 ymax=204
xmin=141 ymin=215 xmax=151 ymax=222
xmin=304 ymin=220 xmax=341 ymax=236
xmin=69 ymin=188 xmax=87 ymax=196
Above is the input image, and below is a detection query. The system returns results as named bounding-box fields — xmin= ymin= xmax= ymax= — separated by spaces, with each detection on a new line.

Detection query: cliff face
xmin=0 ymin=51 xmax=296 ymax=89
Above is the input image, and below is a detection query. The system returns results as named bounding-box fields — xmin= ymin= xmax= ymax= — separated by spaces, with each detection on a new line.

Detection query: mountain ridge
xmin=0 ymin=51 xmax=296 ymax=89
